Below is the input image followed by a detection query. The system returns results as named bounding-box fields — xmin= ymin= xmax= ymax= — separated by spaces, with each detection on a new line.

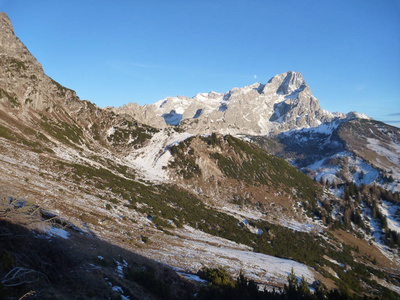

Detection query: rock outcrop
xmin=114 ymin=71 xmax=349 ymax=136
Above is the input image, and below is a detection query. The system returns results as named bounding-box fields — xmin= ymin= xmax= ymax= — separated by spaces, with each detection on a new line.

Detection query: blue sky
xmin=1 ymin=0 xmax=399 ymax=126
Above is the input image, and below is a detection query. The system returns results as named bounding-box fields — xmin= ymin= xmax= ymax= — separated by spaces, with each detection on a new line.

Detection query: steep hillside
xmin=338 ymin=119 xmax=400 ymax=185
xmin=0 ymin=12 xmax=157 ymax=161
xmin=166 ymin=133 xmax=322 ymax=222
xmin=0 ymin=194 xmax=196 ymax=300
xmin=269 ymin=118 xmax=400 ymax=193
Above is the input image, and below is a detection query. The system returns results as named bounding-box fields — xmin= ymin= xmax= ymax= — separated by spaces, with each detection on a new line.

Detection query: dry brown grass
xmin=332 ymin=229 xmax=399 ymax=270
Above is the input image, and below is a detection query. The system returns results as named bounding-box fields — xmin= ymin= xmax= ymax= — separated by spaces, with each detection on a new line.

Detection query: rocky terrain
xmin=114 ymin=70 xmax=359 ymax=136
xmin=0 ymin=12 xmax=399 ymax=299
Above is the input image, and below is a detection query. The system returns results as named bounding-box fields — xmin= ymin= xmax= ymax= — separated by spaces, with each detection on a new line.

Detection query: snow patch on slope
xmin=43 ymin=226 xmax=70 ymax=239
xmin=145 ymin=225 xmax=315 ymax=285
xmin=380 ymin=201 xmax=400 ymax=234
xmin=359 ymin=202 xmax=400 ymax=266
xmin=125 ymin=130 xmax=192 ymax=182
xmin=280 ymin=219 xmax=320 ymax=233
xmin=282 ymin=119 xmax=341 ymax=137
xmin=367 ymin=138 xmax=400 ymax=177
xmin=308 ymin=151 xmax=379 ymax=186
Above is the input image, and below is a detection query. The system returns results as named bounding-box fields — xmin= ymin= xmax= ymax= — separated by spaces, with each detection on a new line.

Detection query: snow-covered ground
xmin=360 ymin=202 xmax=400 ymax=266
xmin=366 ymin=138 xmax=400 ymax=177
xmin=307 ymin=151 xmax=380 ymax=186
xmin=105 ymin=277 xmax=130 ymax=300
xmin=218 ymin=203 xmax=321 ymax=235
xmin=380 ymin=201 xmax=400 ymax=234
xmin=280 ymin=219 xmax=320 ymax=233
xmin=142 ymin=225 xmax=315 ymax=286
xmin=282 ymin=119 xmax=340 ymax=137
xmin=124 ymin=130 xmax=192 ymax=182
xmin=45 ymin=226 xmax=70 ymax=239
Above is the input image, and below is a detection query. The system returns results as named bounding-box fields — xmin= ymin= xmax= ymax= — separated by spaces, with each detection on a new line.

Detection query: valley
xmin=0 ymin=11 xmax=399 ymax=299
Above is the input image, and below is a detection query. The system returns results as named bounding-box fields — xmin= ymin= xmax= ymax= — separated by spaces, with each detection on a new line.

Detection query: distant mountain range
xmin=114 ymin=70 xmax=369 ymax=136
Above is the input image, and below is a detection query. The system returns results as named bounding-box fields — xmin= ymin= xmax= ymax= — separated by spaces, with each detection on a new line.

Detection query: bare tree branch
xmin=1 ymin=267 xmax=47 ymax=287
xmin=18 ymin=290 xmax=36 ymax=300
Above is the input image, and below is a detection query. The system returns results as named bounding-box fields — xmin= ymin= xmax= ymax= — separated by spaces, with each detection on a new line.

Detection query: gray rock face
xmin=275 ymin=71 xmax=306 ymax=95
xmin=0 ymin=12 xmax=35 ymax=62
xmin=0 ymin=12 xmax=74 ymax=114
xmin=0 ymin=12 xmax=103 ymax=129
xmin=114 ymin=71 xmax=347 ymax=136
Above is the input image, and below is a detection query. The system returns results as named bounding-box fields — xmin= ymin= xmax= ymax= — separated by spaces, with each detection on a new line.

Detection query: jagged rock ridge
xmin=114 ymin=70 xmax=367 ymax=136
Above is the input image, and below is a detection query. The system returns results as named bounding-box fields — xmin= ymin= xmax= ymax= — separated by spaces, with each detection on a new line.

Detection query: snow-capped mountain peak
xmin=114 ymin=71 xmax=354 ymax=136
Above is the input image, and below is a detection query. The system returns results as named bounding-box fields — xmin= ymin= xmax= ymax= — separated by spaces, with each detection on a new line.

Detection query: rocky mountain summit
xmin=0 ymin=12 xmax=78 ymax=115
xmin=114 ymin=70 xmax=366 ymax=136
xmin=112 ymin=61 xmax=400 ymax=196
xmin=1 ymin=12 xmax=400 ymax=299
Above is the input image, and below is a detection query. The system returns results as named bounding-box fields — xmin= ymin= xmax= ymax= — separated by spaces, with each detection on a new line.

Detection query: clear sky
xmin=1 ymin=0 xmax=399 ymax=127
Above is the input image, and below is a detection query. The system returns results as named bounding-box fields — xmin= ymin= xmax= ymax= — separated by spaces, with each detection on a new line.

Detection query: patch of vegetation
xmin=169 ymin=137 xmax=201 ymax=179
xmin=250 ymin=220 xmax=326 ymax=267
xmin=172 ymin=125 xmax=186 ymax=133
xmin=108 ymin=198 xmax=119 ymax=205
xmin=50 ymin=78 xmax=71 ymax=97
xmin=40 ymin=114 xmax=83 ymax=146
xmin=115 ymin=163 xmax=135 ymax=179
xmin=107 ymin=119 xmax=158 ymax=149
xmin=9 ymin=58 xmax=27 ymax=72
xmin=24 ymin=98 xmax=33 ymax=104
xmin=196 ymin=267 xmax=381 ymax=300
xmin=198 ymin=267 xmax=235 ymax=288
xmin=140 ymin=235 xmax=149 ymax=243
xmin=330 ymin=180 xmax=400 ymax=249
xmin=202 ymin=133 xmax=220 ymax=147
xmin=151 ymin=216 xmax=173 ymax=230
xmin=217 ymin=136 xmax=315 ymax=190
xmin=0 ymin=88 xmax=20 ymax=108
xmin=90 ymin=122 xmax=101 ymax=141
xmin=0 ymin=124 xmax=52 ymax=153
xmin=0 ymin=124 xmax=17 ymax=141
xmin=206 ymin=135 xmax=320 ymax=207
xmin=125 ymin=266 xmax=173 ymax=299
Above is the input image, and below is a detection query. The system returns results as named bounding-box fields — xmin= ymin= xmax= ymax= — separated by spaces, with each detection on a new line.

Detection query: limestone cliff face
xmin=0 ymin=13 xmax=159 ymax=158
xmin=0 ymin=12 xmax=40 ymax=65
xmin=0 ymin=12 xmax=115 ymax=150
xmin=0 ymin=12 xmax=83 ymax=118
xmin=114 ymin=71 xmax=345 ymax=136
xmin=0 ymin=13 xmax=127 ymax=156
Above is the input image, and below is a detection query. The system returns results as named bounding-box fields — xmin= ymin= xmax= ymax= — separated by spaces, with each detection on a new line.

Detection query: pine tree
xmin=331 ymin=180 xmax=337 ymax=189
xmin=285 ymin=268 xmax=298 ymax=298
xmin=315 ymin=281 xmax=327 ymax=300
xmin=298 ymin=275 xmax=311 ymax=297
